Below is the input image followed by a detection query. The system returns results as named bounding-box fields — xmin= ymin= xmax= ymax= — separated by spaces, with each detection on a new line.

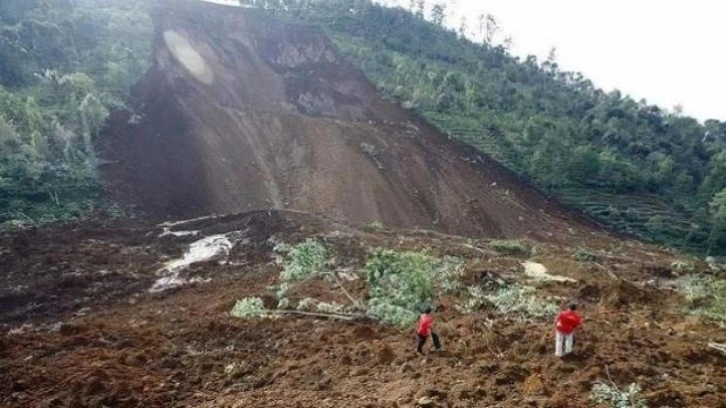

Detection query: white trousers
xmin=555 ymin=331 xmax=574 ymax=357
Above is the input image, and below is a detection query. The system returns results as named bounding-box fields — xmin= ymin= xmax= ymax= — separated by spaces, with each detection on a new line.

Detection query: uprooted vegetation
xmin=673 ymin=275 xmax=726 ymax=323
xmin=590 ymin=381 xmax=648 ymax=408
xmin=231 ymin=237 xmax=565 ymax=328
xmin=232 ymin=240 xmax=468 ymax=327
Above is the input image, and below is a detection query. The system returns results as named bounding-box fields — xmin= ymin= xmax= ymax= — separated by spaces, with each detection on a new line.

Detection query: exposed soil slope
xmin=100 ymin=0 xmax=591 ymax=239
xmin=1 ymin=212 xmax=723 ymax=407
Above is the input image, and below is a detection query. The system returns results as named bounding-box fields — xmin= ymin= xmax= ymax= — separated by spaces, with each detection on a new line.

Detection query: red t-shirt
xmin=416 ymin=314 xmax=434 ymax=336
xmin=555 ymin=310 xmax=582 ymax=334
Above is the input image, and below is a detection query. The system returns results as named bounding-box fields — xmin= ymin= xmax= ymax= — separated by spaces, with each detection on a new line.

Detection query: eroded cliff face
xmin=100 ymin=0 xmax=588 ymax=239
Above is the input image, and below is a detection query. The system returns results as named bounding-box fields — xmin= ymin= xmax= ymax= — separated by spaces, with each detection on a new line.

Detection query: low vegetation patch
xmin=484 ymin=284 xmax=559 ymax=319
xmin=670 ymin=260 xmax=695 ymax=274
xmin=590 ymin=381 xmax=647 ymax=408
xmin=674 ymin=275 xmax=726 ymax=323
xmin=364 ymin=221 xmax=385 ymax=232
xmin=488 ymin=239 xmax=530 ymax=256
xmin=230 ymin=297 xmax=268 ymax=318
xmin=574 ymin=247 xmax=598 ymax=263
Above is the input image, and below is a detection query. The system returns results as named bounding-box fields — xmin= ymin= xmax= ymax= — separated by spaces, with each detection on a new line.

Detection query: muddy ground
xmin=1 ymin=211 xmax=723 ymax=408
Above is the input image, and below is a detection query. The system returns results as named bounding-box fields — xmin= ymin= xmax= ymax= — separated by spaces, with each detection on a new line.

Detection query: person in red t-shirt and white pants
xmin=555 ymin=303 xmax=582 ymax=357
xmin=416 ymin=307 xmax=441 ymax=354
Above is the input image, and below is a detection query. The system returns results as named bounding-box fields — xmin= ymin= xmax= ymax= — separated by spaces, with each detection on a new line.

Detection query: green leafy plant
xmin=590 ymin=382 xmax=647 ymax=408
xmin=230 ymin=297 xmax=267 ymax=318
xmin=275 ymin=239 xmax=329 ymax=281
xmin=364 ymin=248 xmax=461 ymax=327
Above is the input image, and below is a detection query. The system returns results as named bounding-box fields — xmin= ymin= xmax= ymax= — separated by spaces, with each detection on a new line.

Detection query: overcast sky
xmin=376 ymin=0 xmax=725 ymax=122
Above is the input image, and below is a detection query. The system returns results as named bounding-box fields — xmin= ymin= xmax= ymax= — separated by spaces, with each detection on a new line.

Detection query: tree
xmin=485 ymin=13 xmax=498 ymax=44
xmin=431 ymin=3 xmax=445 ymax=27
xmin=415 ymin=0 xmax=425 ymax=19
xmin=707 ymin=188 xmax=726 ymax=255
xmin=459 ymin=16 xmax=467 ymax=38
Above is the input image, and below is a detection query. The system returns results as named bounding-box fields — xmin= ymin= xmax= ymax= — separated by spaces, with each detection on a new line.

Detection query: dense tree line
xmin=0 ymin=0 xmax=152 ymax=224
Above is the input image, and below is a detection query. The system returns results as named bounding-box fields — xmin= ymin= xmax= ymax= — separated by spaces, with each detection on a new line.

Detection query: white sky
xmin=377 ymin=0 xmax=726 ymax=122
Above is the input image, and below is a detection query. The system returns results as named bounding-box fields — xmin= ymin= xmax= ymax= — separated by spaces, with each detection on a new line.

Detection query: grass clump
xmin=274 ymin=239 xmax=329 ymax=281
xmin=230 ymin=297 xmax=267 ymax=318
xmin=590 ymin=382 xmax=647 ymax=408
xmin=489 ymin=239 xmax=530 ymax=256
xmin=484 ymin=284 xmax=558 ymax=319
xmin=674 ymin=275 xmax=725 ymax=323
xmin=364 ymin=248 xmax=461 ymax=327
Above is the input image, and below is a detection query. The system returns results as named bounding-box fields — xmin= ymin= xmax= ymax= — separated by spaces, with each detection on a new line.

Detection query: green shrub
xmin=489 ymin=239 xmax=530 ymax=256
xmin=230 ymin=297 xmax=267 ymax=318
xmin=367 ymin=298 xmax=418 ymax=327
xmin=484 ymin=284 xmax=558 ymax=319
xmin=364 ymin=248 xmax=460 ymax=327
xmin=590 ymin=382 xmax=647 ymax=408
xmin=274 ymin=239 xmax=329 ymax=281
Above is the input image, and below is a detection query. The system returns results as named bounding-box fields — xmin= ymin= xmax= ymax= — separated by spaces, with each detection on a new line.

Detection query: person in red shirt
xmin=416 ymin=307 xmax=441 ymax=354
xmin=554 ymin=303 xmax=582 ymax=357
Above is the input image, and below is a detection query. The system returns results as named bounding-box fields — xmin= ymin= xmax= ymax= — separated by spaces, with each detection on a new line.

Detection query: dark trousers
xmin=417 ymin=332 xmax=441 ymax=354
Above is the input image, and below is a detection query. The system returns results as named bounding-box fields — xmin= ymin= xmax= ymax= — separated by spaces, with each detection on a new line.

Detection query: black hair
xmin=423 ymin=306 xmax=432 ymax=314
xmin=568 ymin=303 xmax=578 ymax=311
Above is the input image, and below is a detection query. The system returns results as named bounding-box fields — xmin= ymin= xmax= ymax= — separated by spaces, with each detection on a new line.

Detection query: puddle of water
xmin=150 ymin=233 xmax=235 ymax=292
xmin=522 ymin=261 xmax=576 ymax=283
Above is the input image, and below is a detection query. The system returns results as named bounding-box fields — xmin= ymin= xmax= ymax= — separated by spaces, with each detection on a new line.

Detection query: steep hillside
xmin=100 ymin=0 xmax=593 ymax=239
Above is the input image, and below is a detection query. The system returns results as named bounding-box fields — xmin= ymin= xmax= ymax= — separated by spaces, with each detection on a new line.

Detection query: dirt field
xmin=1 ymin=211 xmax=723 ymax=408
xmin=99 ymin=0 xmax=596 ymax=239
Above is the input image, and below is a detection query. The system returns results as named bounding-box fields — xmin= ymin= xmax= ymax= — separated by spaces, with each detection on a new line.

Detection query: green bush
xmin=230 ymin=297 xmax=267 ymax=318
xmin=489 ymin=239 xmax=530 ymax=256
xmin=274 ymin=239 xmax=330 ymax=281
xmin=364 ymin=248 xmax=461 ymax=327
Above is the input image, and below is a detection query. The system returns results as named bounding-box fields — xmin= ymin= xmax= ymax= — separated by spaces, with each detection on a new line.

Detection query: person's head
xmin=568 ymin=303 xmax=578 ymax=311
xmin=423 ymin=306 xmax=432 ymax=314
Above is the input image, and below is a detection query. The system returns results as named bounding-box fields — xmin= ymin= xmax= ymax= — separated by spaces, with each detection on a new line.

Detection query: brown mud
xmin=100 ymin=0 xmax=598 ymax=240
xmin=1 ymin=211 xmax=724 ymax=408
